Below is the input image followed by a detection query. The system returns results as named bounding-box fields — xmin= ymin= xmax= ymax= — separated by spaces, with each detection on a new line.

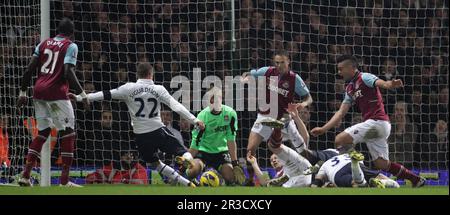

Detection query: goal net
xmin=0 ymin=0 xmax=448 ymax=185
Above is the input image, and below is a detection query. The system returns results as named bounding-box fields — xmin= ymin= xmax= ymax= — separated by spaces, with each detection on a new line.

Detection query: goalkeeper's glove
xmin=232 ymin=160 xmax=246 ymax=185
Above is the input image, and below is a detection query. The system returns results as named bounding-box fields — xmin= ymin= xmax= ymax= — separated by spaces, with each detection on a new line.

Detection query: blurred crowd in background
xmin=0 ymin=0 xmax=448 ymax=171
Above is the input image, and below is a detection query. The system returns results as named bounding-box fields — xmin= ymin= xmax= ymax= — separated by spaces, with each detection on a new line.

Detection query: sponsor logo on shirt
xmin=351 ymin=89 xmax=363 ymax=100
xmin=213 ymin=125 xmax=228 ymax=133
xmin=267 ymin=84 xmax=289 ymax=97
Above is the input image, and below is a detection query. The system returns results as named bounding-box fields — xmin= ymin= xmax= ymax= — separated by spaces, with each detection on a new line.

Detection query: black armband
xmin=195 ymin=129 xmax=205 ymax=146
xmin=311 ymin=178 xmax=324 ymax=187
xmin=229 ymin=116 xmax=236 ymax=135
xmin=103 ymin=90 xmax=112 ymax=100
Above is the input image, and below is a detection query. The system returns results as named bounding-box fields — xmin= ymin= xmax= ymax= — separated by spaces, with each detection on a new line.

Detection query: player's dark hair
xmin=137 ymin=62 xmax=153 ymax=79
xmin=273 ymin=50 xmax=290 ymax=59
xmin=336 ymin=55 xmax=358 ymax=68
xmin=57 ymin=18 xmax=74 ymax=36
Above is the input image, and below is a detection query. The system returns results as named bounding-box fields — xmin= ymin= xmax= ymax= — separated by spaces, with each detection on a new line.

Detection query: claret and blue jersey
xmin=250 ymin=66 xmax=310 ymax=118
xmin=343 ymin=72 xmax=390 ymax=121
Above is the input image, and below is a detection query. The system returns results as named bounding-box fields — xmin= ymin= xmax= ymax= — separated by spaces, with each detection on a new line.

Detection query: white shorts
xmin=34 ymin=99 xmax=75 ymax=131
xmin=250 ymin=114 xmax=297 ymax=141
xmin=344 ymin=119 xmax=391 ymax=161
xmin=282 ymin=174 xmax=312 ymax=188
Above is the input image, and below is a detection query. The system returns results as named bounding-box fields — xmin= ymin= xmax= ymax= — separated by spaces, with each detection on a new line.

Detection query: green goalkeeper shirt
xmin=191 ymin=105 xmax=238 ymax=154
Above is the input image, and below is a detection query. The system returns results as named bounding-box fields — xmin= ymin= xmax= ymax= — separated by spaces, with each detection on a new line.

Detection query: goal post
xmin=40 ymin=0 xmax=51 ymax=187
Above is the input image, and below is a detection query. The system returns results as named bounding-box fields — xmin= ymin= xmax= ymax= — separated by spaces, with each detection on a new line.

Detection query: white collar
xmin=137 ymin=79 xmax=154 ymax=85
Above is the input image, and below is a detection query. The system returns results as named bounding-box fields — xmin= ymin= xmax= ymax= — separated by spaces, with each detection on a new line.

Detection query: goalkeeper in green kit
xmin=176 ymin=87 xmax=246 ymax=185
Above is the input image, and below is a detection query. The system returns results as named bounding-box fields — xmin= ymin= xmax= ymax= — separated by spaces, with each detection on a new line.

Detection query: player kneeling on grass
xmin=311 ymin=151 xmax=399 ymax=188
xmin=246 ymin=103 xmax=312 ymax=187
xmin=179 ymin=87 xmax=245 ymax=185
xmin=70 ymin=63 xmax=204 ymax=187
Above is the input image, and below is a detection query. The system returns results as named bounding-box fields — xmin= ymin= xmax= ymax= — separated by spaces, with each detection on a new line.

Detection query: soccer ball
xmin=199 ymin=170 xmax=221 ymax=187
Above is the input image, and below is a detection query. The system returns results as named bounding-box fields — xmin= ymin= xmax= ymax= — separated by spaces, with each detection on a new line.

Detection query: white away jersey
xmin=278 ymin=145 xmax=312 ymax=178
xmin=317 ymin=154 xmax=363 ymax=185
xmin=87 ymin=79 xmax=197 ymax=134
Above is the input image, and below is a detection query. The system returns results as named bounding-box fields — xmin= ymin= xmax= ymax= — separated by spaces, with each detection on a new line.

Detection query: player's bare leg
xmin=247 ymin=131 xmax=264 ymax=156
xmin=246 ymin=131 xmax=263 ymax=185
xmin=334 ymin=131 xmax=354 ymax=150
xmin=19 ymin=127 xmax=52 ymax=187
xmin=373 ymin=157 xmax=425 ymax=188
xmin=220 ymin=164 xmax=235 ymax=185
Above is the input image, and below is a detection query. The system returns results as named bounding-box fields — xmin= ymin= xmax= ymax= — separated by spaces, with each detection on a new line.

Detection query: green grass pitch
xmin=1 ymin=185 xmax=448 ymax=195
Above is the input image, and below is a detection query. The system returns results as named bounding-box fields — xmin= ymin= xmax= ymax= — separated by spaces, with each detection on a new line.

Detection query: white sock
xmin=182 ymin=152 xmax=193 ymax=161
xmin=351 ymin=161 xmax=366 ymax=185
xmin=156 ymin=161 xmax=191 ymax=186
xmin=286 ymin=122 xmax=306 ymax=154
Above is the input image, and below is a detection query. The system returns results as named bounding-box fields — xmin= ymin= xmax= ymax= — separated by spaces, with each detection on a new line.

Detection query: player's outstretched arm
xmin=64 ymin=64 xmax=84 ymax=95
xmin=287 ymin=103 xmax=309 ymax=144
xmin=226 ymin=110 xmax=239 ymax=162
xmin=375 ymin=79 xmax=404 ymax=90
xmin=17 ymin=56 xmax=39 ymax=108
xmin=228 ymin=141 xmax=238 ymax=164
xmin=246 ymin=155 xmax=268 ymax=186
xmin=227 ymin=113 xmax=246 ymax=185
xmin=159 ymin=88 xmax=204 ymax=130
xmin=311 ymin=102 xmax=351 ymax=136
xmin=68 ymin=85 xmax=128 ymax=104
xmin=64 ymin=64 xmax=90 ymax=110
xmin=240 ymin=67 xmax=270 ymax=83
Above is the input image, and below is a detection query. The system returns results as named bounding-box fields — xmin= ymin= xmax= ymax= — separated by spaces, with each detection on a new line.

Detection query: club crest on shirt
xmin=224 ymin=115 xmax=229 ymax=121
xmin=282 ymin=82 xmax=289 ymax=89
